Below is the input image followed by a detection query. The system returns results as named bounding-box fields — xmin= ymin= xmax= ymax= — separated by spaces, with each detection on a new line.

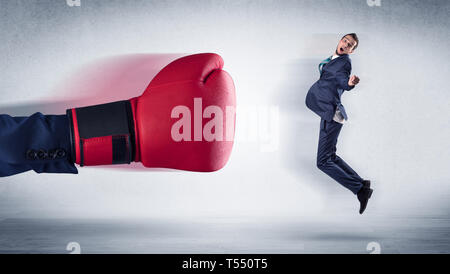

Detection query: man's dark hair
xmin=342 ymin=33 xmax=359 ymax=50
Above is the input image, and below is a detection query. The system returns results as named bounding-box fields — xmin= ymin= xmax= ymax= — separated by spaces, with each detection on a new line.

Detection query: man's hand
xmin=348 ymin=75 xmax=360 ymax=86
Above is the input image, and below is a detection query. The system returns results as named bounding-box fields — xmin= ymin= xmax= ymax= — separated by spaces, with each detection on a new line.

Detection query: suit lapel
xmin=321 ymin=55 xmax=348 ymax=76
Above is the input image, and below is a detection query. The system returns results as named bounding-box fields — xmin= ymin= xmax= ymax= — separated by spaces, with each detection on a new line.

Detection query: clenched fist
xmin=348 ymin=75 xmax=360 ymax=86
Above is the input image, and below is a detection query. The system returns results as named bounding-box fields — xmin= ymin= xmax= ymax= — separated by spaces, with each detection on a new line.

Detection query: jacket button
xmin=26 ymin=149 xmax=38 ymax=160
xmin=48 ymin=149 xmax=58 ymax=159
xmin=56 ymin=149 xmax=66 ymax=158
xmin=37 ymin=149 xmax=48 ymax=160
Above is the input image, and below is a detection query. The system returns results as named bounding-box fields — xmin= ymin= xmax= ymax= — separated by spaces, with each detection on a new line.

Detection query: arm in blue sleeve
xmin=0 ymin=113 xmax=78 ymax=177
xmin=336 ymin=61 xmax=355 ymax=91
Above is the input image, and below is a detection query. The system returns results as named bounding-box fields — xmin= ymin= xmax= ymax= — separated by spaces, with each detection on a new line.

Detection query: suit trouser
xmin=316 ymin=118 xmax=363 ymax=195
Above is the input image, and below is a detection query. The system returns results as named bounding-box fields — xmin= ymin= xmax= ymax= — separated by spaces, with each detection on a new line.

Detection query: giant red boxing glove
xmin=66 ymin=53 xmax=236 ymax=172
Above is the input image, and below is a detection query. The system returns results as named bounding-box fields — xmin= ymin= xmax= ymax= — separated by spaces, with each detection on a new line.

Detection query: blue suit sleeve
xmin=335 ymin=61 xmax=355 ymax=91
xmin=0 ymin=113 xmax=78 ymax=177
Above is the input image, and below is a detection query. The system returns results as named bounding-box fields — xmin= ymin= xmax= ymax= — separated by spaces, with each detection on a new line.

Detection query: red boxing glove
xmin=67 ymin=53 xmax=236 ymax=172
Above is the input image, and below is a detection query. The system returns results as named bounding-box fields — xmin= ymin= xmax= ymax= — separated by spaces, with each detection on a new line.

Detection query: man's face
xmin=336 ymin=35 xmax=357 ymax=55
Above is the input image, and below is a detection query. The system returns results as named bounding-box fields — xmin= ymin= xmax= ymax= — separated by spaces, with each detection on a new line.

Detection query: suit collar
xmin=327 ymin=54 xmax=349 ymax=65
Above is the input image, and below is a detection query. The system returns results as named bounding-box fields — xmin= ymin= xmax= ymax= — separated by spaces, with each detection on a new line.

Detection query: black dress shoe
xmin=357 ymin=187 xmax=373 ymax=214
xmin=362 ymin=180 xmax=371 ymax=188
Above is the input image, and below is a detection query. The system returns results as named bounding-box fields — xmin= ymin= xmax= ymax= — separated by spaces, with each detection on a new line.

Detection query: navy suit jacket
xmin=0 ymin=113 xmax=78 ymax=177
xmin=305 ymin=54 xmax=355 ymax=122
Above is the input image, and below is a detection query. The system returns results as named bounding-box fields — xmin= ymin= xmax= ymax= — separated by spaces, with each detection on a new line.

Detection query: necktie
xmin=318 ymin=56 xmax=332 ymax=73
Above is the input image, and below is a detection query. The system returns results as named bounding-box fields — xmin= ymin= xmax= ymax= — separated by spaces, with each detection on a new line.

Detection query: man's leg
xmin=316 ymin=118 xmax=363 ymax=195
xmin=334 ymin=155 xmax=364 ymax=183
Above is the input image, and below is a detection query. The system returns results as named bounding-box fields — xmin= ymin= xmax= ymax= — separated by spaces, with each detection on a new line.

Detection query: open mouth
xmin=340 ymin=47 xmax=344 ymax=52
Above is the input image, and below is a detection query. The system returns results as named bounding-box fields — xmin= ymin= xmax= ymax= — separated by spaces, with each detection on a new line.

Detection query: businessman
xmin=305 ymin=33 xmax=373 ymax=214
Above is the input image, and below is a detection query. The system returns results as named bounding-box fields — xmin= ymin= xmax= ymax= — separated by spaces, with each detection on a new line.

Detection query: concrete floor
xmin=0 ymin=214 xmax=448 ymax=254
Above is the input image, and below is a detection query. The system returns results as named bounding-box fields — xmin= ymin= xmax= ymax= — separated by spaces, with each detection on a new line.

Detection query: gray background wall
xmin=0 ymin=0 xmax=449 ymax=225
